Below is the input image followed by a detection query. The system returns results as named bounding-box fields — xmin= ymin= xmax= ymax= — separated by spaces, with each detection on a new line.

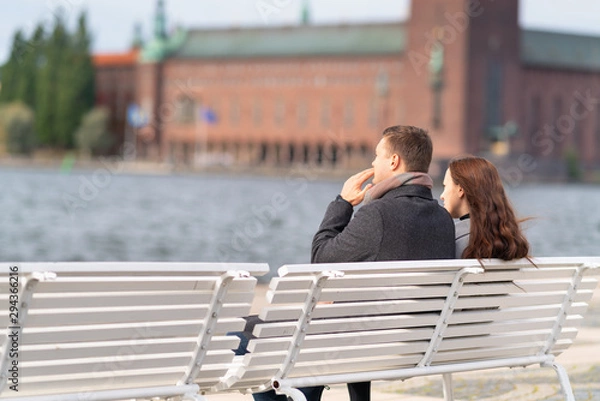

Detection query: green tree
xmin=0 ymin=31 xmax=27 ymax=104
xmin=55 ymin=12 xmax=95 ymax=149
xmin=75 ymin=107 xmax=113 ymax=157
xmin=15 ymin=25 xmax=46 ymax=109
xmin=2 ymin=9 xmax=95 ymax=151
xmin=0 ymin=102 xmax=36 ymax=155
xmin=36 ymin=13 xmax=69 ymax=147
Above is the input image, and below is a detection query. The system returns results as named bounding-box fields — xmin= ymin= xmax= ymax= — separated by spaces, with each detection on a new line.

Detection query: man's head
xmin=371 ymin=125 xmax=433 ymax=184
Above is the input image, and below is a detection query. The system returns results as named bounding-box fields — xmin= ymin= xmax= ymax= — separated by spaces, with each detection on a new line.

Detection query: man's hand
xmin=340 ymin=168 xmax=374 ymax=206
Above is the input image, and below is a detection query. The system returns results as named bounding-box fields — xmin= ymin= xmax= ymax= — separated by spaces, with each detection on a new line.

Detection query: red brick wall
xmin=518 ymin=68 xmax=600 ymax=168
xmin=158 ymin=55 xmax=406 ymax=166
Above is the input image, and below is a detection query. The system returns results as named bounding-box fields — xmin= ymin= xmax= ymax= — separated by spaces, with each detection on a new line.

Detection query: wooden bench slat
xmin=270 ymin=274 xmax=457 ymax=291
xmin=432 ymin=344 xmax=545 ymax=364
xmin=464 ymin=268 xmax=587 ymax=282
xmin=30 ymin=291 xmax=254 ymax=309
xmin=21 ymin=354 xmax=192 ymax=377
xmin=15 ymin=373 xmax=183 ymax=397
xmin=260 ymin=267 xmax=589 ymax=292
xmin=26 ymin=303 xmax=252 ymax=327
xmin=259 ymin=299 xmax=445 ymax=321
xmin=454 ymin=294 xmax=571 ymax=309
xmin=438 ymin=328 xmax=578 ymax=351
xmin=20 ymin=366 xmax=184 ymax=385
xmin=253 ymin=313 xmax=440 ymax=338
xmin=444 ymin=315 xmax=583 ymax=338
xmin=20 ymin=351 xmax=236 ymax=377
xmin=21 ymin=364 xmax=230 ymax=383
xmin=287 ymin=354 xmax=424 ymax=376
xmin=17 ymin=336 xmax=240 ymax=362
xmin=448 ymin=302 xmax=589 ymax=325
xmin=268 ymin=286 xmax=452 ymax=304
xmin=33 ymin=276 xmax=258 ymax=293
xmin=248 ymin=327 xmax=436 ymax=353
xmin=245 ymin=341 xmax=430 ymax=366
xmin=460 ymin=278 xmax=598 ymax=296
xmin=17 ymin=319 xmax=246 ymax=345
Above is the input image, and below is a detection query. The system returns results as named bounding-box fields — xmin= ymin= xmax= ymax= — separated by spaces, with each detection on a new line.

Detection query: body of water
xmin=2 ymin=167 xmax=599 ymax=277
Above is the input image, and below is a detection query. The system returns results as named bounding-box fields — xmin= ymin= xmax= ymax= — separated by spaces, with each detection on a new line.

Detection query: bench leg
xmin=274 ymin=386 xmax=307 ymax=401
xmin=442 ymin=373 xmax=454 ymax=401
xmin=545 ymin=361 xmax=575 ymax=401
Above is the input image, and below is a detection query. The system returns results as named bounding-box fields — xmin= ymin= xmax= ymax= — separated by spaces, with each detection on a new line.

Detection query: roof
xmin=521 ymin=29 xmax=600 ymax=72
xmin=171 ymin=23 xmax=406 ymax=59
xmin=93 ymin=50 xmax=140 ymax=67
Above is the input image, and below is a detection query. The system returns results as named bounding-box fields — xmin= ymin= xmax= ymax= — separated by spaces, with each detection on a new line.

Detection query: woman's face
xmin=440 ymin=168 xmax=467 ymax=218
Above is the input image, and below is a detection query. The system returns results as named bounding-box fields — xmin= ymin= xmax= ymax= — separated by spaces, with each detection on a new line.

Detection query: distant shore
xmin=2 ymin=153 xmax=599 ymax=184
xmin=0 ymin=154 xmax=368 ymax=182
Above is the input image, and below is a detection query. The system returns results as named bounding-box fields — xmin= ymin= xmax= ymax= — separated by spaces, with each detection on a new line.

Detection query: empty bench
xmin=222 ymin=257 xmax=599 ymax=401
xmin=0 ymin=262 xmax=268 ymax=401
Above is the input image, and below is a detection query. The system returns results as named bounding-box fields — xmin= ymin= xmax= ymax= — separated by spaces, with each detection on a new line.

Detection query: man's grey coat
xmin=312 ymin=185 xmax=455 ymax=263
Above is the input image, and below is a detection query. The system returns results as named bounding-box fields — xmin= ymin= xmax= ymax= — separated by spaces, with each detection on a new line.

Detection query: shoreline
xmin=2 ymin=155 xmax=600 ymax=184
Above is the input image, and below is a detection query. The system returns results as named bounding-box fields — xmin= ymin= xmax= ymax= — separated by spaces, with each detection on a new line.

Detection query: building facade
xmin=94 ymin=0 xmax=600 ymax=178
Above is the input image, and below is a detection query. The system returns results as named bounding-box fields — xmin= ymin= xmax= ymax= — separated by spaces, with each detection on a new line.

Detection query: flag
xmin=200 ymin=107 xmax=218 ymax=125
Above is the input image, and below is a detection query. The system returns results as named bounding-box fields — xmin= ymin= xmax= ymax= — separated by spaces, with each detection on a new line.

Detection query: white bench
xmin=223 ymin=257 xmax=600 ymax=401
xmin=0 ymin=262 xmax=269 ymax=401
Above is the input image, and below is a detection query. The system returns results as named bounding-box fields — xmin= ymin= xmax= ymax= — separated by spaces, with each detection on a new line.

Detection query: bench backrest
xmin=0 ymin=262 xmax=268 ymax=399
xmin=225 ymin=257 xmax=599 ymax=393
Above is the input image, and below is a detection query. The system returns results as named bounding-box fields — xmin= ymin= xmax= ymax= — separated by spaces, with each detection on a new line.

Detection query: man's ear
xmin=390 ymin=154 xmax=400 ymax=170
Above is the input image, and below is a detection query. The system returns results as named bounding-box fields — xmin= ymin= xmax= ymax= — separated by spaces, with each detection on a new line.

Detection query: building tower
xmin=154 ymin=0 xmax=168 ymax=40
xmin=301 ymin=0 xmax=311 ymax=25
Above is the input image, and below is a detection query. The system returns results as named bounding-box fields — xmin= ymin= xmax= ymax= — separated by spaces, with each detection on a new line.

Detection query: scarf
xmin=363 ymin=172 xmax=433 ymax=205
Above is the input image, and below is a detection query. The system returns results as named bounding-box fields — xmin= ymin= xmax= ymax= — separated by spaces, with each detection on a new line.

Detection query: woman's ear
xmin=458 ymin=186 xmax=465 ymax=198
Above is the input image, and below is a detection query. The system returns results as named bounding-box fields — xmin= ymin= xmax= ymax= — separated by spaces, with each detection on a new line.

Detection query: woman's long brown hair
xmin=449 ymin=155 xmax=529 ymax=260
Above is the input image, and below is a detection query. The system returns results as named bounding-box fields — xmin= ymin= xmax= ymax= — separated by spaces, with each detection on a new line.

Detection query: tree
xmin=75 ymin=107 xmax=113 ymax=157
xmin=15 ymin=25 xmax=46 ymax=109
xmin=1 ymin=9 xmax=95 ymax=151
xmin=36 ymin=13 xmax=69 ymax=147
xmin=56 ymin=12 xmax=95 ymax=149
xmin=0 ymin=31 xmax=27 ymax=104
xmin=0 ymin=102 xmax=36 ymax=155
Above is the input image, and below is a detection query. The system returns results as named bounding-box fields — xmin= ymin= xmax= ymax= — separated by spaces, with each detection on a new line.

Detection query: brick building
xmin=94 ymin=0 xmax=600 ymax=177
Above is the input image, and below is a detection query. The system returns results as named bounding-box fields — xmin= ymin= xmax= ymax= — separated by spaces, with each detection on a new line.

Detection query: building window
xmin=552 ymin=96 xmax=564 ymax=156
xmin=369 ymin=99 xmax=379 ymax=128
xmin=275 ymin=99 xmax=286 ymax=126
xmin=395 ymin=103 xmax=405 ymax=125
xmin=298 ymin=100 xmax=308 ymax=128
xmin=572 ymin=95 xmax=586 ymax=152
xmin=230 ymin=98 xmax=241 ymax=126
xmin=596 ymin=103 xmax=600 ymax=165
xmin=321 ymin=99 xmax=331 ymax=128
xmin=485 ymin=61 xmax=503 ymax=137
xmin=253 ymin=100 xmax=262 ymax=127
xmin=344 ymin=100 xmax=354 ymax=128
xmin=176 ymin=95 xmax=196 ymax=124
xmin=528 ymin=95 xmax=541 ymax=154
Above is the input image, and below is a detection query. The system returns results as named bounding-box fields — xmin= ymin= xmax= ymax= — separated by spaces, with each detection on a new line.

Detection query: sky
xmin=2 ymin=0 xmax=600 ymax=64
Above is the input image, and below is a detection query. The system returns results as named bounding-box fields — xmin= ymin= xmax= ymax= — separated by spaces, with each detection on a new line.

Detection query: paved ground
xmin=211 ymin=281 xmax=600 ymax=401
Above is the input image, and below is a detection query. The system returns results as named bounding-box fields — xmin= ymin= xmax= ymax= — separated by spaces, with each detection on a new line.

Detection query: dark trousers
xmin=347 ymin=381 xmax=370 ymax=401
xmin=252 ymin=386 xmax=325 ymax=401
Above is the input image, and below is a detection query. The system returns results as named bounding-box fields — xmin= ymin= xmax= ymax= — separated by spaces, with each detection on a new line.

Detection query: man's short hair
xmin=382 ymin=125 xmax=433 ymax=173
